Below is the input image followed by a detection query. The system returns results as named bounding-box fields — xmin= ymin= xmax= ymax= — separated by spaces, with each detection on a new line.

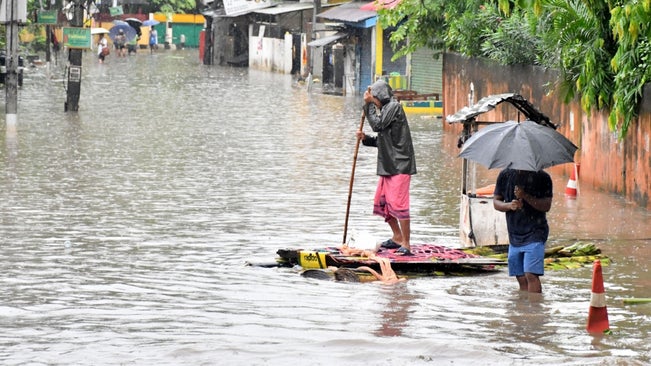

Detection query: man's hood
xmin=369 ymin=80 xmax=393 ymax=105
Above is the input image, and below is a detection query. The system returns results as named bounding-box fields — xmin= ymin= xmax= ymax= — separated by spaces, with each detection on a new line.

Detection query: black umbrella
xmin=458 ymin=120 xmax=578 ymax=171
xmin=124 ymin=18 xmax=143 ymax=37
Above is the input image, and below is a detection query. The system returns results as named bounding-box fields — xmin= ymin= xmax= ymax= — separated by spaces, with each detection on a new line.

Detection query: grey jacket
xmin=362 ymin=80 xmax=417 ymax=176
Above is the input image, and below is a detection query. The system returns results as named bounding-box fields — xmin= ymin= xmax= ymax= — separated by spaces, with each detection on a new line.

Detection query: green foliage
xmin=535 ymin=0 xmax=615 ymax=112
xmin=609 ymin=2 xmax=651 ymax=138
xmin=150 ymin=0 xmax=197 ymax=14
xmin=447 ymin=3 xmax=502 ymax=58
xmin=378 ymin=0 xmax=449 ymax=59
xmin=378 ymin=0 xmax=651 ymax=139
xmin=479 ymin=8 xmax=539 ymax=65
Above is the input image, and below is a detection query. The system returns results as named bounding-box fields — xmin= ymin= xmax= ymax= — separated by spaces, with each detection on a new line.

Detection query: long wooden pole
xmin=343 ymin=110 xmax=366 ymax=244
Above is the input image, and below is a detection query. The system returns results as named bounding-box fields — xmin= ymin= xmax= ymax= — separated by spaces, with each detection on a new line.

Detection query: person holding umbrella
xmin=355 ymin=79 xmax=417 ymax=256
xmin=493 ymin=169 xmax=552 ymax=293
xmin=115 ymin=29 xmax=127 ymax=57
xmin=457 ymin=119 xmax=578 ymax=293
xmin=97 ymin=33 xmax=109 ymax=63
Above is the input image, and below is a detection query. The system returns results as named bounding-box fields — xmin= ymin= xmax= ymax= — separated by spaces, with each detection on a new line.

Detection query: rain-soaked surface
xmin=1 ymin=50 xmax=650 ymax=365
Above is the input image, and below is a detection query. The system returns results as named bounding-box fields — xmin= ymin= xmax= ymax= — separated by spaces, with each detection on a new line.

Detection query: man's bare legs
xmin=516 ymin=273 xmax=542 ymax=293
xmin=387 ymin=217 xmax=411 ymax=250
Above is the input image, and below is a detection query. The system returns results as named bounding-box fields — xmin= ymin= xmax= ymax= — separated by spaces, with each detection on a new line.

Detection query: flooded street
xmin=1 ymin=50 xmax=650 ymax=365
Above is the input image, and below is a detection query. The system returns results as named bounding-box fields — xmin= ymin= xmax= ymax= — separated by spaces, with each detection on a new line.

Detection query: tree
xmin=150 ymin=0 xmax=198 ymax=14
xmin=378 ymin=0 xmax=649 ymax=139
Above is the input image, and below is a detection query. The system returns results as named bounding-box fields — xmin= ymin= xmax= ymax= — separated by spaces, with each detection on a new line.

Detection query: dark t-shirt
xmin=494 ymin=169 xmax=553 ymax=246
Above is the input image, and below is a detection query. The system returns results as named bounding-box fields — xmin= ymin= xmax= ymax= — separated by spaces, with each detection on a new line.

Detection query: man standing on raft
xmin=356 ymin=80 xmax=417 ymax=256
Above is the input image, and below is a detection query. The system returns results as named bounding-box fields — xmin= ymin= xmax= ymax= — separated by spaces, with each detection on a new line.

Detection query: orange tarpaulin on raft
xmin=475 ymin=184 xmax=495 ymax=197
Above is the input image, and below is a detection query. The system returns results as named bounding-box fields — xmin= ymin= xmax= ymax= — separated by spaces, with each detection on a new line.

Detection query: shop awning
xmin=253 ymin=3 xmax=315 ymax=15
xmin=203 ymin=8 xmax=253 ymax=18
xmin=307 ymin=32 xmax=347 ymax=47
xmin=317 ymin=2 xmax=376 ymax=23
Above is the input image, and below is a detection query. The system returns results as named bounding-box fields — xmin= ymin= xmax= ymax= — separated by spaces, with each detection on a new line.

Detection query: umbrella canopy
xmin=91 ymin=27 xmax=109 ymax=35
xmin=458 ymin=120 xmax=578 ymax=171
xmin=124 ymin=17 xmax=142 ymax=25
xmin=109 ymin=24 xmax=137 ymax=42
xmin=142 ymin=19 xmax=160 ymax=26
xmin=124 ymin=18 xmax=143 ymax=37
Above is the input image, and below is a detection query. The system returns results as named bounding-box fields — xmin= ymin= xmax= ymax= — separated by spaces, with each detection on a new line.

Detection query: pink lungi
xmin=373 ymin=174 xmax=411 ymax=221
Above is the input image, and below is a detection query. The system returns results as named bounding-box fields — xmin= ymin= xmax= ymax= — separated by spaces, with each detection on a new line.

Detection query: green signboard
xmin=109 ymin=6 xmax=123 ymax=16
xmin=37 ymin=10 xmax=57 ymax=25
xmin=62 ymin=27 xmax=91 ymax=49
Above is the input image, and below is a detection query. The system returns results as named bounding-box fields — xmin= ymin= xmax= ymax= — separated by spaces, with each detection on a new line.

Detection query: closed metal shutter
xmin=410 ymin=48 xmax=442 ymax=94
xmin=359 ymin=30 xmax=373 ymax=94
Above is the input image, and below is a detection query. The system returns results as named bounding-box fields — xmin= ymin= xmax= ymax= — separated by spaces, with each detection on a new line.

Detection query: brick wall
xmin=442 ymin=52 xmax=650 ymax=208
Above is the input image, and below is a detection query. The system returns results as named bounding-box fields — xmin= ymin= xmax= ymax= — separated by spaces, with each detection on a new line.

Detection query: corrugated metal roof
xmin=253 ymin=3 xmax=315 ymax=15
xmin=203 ymin=8 xmax=251 ymax=18
xmin=317 ymin=2 xmax=376 ymax=23
xmin=307 ymin=32 xmax=346 ymax=47
xmin=446 ymin=93 xmax=555 ymax=129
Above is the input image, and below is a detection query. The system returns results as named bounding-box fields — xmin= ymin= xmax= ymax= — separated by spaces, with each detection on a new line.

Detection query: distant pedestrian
xmin=115 ymin=29 xmax=127 ymax=57
xmin=51 ymin=29 xmax=60 ymax=54
xmin=97 ymin=33 xmax=109 ymax=63
xmin=179 ymin=34 xmax=186 ymax=49
xmin=127 ymin=36 xmax=138 ymax=55
xmin=149 ymin=27 xmax=158 ymax=53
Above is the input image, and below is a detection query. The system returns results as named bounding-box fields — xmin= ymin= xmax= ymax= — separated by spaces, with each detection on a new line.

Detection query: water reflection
xmin=503 ymin=292 xmax=549 ymax=345
xmin=374 ymin=285 xmax=418 ymax=337
xmin=0 ymin=50 xmax=649 ymax=365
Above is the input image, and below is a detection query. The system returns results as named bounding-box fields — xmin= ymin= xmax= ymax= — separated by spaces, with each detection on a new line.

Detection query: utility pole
xmin=65 ymin=1 xmax=84 ymax=112
xmin=2 ymin=0 xmax=24 ymax=130
xmin=44 ymin=0 xmax=51 ymax=63
xmin=310 ymin=0 xmax=320 ymax=74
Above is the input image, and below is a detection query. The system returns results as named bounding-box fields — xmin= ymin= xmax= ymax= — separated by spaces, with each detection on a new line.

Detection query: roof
xmin=446 ymin=93 xmax=556 ymax=129
xmin=359 ymin=0 xmax=402 ymax=11
xmin=307 ymin=32 xmax=347 ymax=47
xmin=317 ymin=2 xmax=376 ymax=23
xmin=253 ymin=3 xmax=315 ymax=15
xmin=202 ymin=8 xmax=248 ymax=18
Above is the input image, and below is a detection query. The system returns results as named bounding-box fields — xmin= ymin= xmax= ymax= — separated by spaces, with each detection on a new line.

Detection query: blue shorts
xmin=508 ymin=242 xmax=545 ymax=276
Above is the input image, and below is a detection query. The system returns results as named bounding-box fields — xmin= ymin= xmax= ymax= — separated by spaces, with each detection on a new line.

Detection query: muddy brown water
xmin=1 ymin=50 xmax=650 ymax=365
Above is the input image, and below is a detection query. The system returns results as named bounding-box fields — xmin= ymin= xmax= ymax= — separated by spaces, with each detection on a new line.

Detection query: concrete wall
xmin=248 ymin=26 xmax=293 ymax=73
xmin=443 ymin=52 xmax=650 ymax=209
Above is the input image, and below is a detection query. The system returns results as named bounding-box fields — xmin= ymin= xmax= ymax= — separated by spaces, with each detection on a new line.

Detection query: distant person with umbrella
xmin=355 ymin=79 xmax=417 ymax=256
xmin=114 ymin=29 xmax=127 ymax=57
xmin=493 ymin=169 xmax=552 ymax=293
xmin=97 ymin=33 xmax=109 ymax=63
xmin=458 ymin=119 xmax=578 ymax=293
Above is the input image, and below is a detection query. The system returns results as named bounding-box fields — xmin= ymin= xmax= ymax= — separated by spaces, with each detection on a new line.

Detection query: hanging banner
xmin=62 ymin=27 xmax=91 ymax=49
xmin=37 ymin=10 xmax=58 ymax=24
xmin=109 ymin=6 xmax=123 ymax=16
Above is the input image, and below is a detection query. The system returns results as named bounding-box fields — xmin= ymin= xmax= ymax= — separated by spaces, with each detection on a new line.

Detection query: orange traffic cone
xmin=565 ymin=163 xmax=579 ymax=197
xmin=586 ymin=259 xmax=610 ymax=334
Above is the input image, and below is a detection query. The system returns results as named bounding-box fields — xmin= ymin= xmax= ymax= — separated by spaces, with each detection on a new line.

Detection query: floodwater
xmin=1 ymin=50 xmax=650 ymax=365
